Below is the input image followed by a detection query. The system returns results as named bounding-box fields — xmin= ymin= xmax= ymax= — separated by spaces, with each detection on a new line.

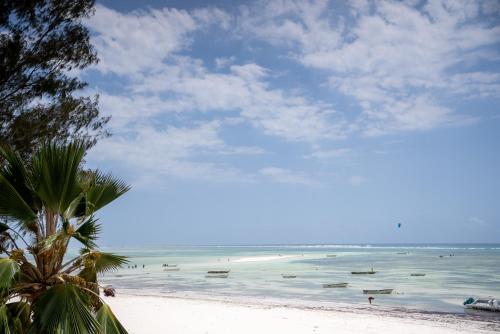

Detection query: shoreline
xmin=105 ymin=292 xmax=500 ymax=333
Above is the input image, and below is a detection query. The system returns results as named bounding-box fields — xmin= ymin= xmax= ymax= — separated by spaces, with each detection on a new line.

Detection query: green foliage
xmin=0 ymin=141 xmax=130 ymax=333
xmin=96 ymin=304 xmax=128 ymax=334
xmin=31 ymin=142 xmax=86 ymax=213
xmin=0 ymin=302 xmax=31 ymax=334
xmin=30 ymin=283 xmax=100 ymax=334
xmin=0 ymin=258 xmax=19 ymax=290
xmin=0 ymin=222 xmax=9 ymax=234
xmin=83 ymin=173 xmax=131 ymax=216
xmin=73 ymin=217 xmax=102 ymax=248
xmin=0 ymin=172 xmax=37 ymax=224
xmin=0 ymin=0 xmax=109 ymax=159
xmin=80 ymin=252 xmax=128 ymax=283
xmin=0 ymin=304 xmax=11 ymax=334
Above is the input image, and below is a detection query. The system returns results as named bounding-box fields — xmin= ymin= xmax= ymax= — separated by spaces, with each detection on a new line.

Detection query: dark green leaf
xmin=0 ymin=223 xmax=9 ymax=234
xmin=0 ymin=304 xmax=11 ymax=334
xmin=84 ymin=172 xmax=130 ymax=215
xmin=30 ymin=283 xmax=100 ymax=334
xmin=0 ymin=258 xmax=19 ymax=290
xmin=31 ymin=141 xmax=86 ymax=214
xmin=96 ymin=303 xmax=128 ymax=334
xmin=73 ymin=217 xmax=101 ymax=248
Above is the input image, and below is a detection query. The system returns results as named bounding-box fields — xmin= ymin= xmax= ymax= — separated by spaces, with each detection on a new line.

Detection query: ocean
xmin=98 ymin=244 xmax=500 ymax=314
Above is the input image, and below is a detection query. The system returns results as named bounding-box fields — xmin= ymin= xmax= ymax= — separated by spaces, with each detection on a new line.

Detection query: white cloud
xmin=304 ymin=148 xmax=351 ymax=160
xmin=89 ymin=120 xmax=258 ymax=183
xmin=241 ymin=0 xmax=500 ymax=135
xmin=348 ymin=175 xmax=365 ymax=186
xmin=259 ymin=167 xmax=320 ymax=186
xmin=464 ymin=217 xmax=489 ymax=229
xmin=127 ymin=60 xmax=349 ymax=142
xmin=84 ymin=1 xmax=500 ymax=186
xmin=88 ymin=5 xmax=228 ymax=75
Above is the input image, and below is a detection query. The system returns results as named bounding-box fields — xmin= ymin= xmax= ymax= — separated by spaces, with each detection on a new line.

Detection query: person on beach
xmin=368 ymin=297 xmax=374 ymax=305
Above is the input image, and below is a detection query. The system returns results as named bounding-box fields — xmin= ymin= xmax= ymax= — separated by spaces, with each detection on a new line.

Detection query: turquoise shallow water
xmin=98 ymin=244 xmax=500 ymax=314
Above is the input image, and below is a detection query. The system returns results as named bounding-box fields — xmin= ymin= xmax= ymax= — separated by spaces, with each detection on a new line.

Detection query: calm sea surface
xmin=98 ymin=244 xmax=500 ymax=314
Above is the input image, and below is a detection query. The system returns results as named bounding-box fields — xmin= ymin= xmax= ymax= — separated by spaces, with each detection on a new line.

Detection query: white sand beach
xmin=105 ymin=294 xmax=496 ymax=334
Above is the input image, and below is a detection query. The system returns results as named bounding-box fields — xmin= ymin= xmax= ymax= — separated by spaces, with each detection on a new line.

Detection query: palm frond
xmin=73 ymin=217 xmax=102 ymax=248
xmin=0 ymin=173 xmax=37 ymax=226
xmin=30 ymin=283 xmax=100 ymax=334
xmin=0 ymin=222 xmax=8 ymax=234
xmin=0 ymin=304 xmax=11 ymax=334
xmin=93 ymin=253 xmax=128 ymax=274
xmin=0 ymin=146 xmax=39 ymax=211
xmin=79 ymin=252 xmax=128 ymax=282
xmin=84 ymin=172 xmax=130 ymax=215
xmin=0 ymin=258 xmax=19 ymax=290
xmin=31 ymin=142 xmax=86 ymax=214
xmin=96 ymin=303 xmax=128 ymax=334
xmin=63 ymin=193 xmax=86 ymax=220
xmin=2 ymin=302 xmax=31 ymax=333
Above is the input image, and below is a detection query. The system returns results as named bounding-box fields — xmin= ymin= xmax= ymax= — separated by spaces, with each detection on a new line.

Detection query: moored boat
xmin=164 ymin=268 xmax=180 ymax=272
xmin=464 ymin=297 xmax=500 ymax=312
xmin=322 ymin=283 xmax=348 ymax=288
xmin=351 ymin=269 xmax=376 ymax=275
xmin=410 ymin=273 xmax=425 ymax=276
xmin=207 ymin=270 xmax=230 ymax=274
xmin=282 ymin=274 xmax=297 ymax=278
xmin=363 ymin=289 xmax=393 ymax=294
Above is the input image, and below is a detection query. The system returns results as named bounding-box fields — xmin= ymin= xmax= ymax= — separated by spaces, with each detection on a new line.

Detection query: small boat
xmin=396 ymin=252 xmax=409 ymax=255
xmin=410 ymin=273 xmax=425 ymax=277
xmin=464 ymin=297 xmax=500 ymax=312
xmin=205 ymin=273 xmax=228 ymax=278
xmin=351 ymin=270 xmax=376 ymax=275
xmin=164 ymin=268 xmax=180 ymax=272
xmin=323 ymin=283 xmax=348 ymax=288
xmin=326 ymin=254 xmax=337 ymax=258
xmin=207 ymin=270 xmax=230 ymax=274
xmin=166 ymin=264 xmax=177 ymax=267
xmin=363 ymin=289 xmax=393 ymax=294
xmin=282 ymin=274 xmax=297 ymax=278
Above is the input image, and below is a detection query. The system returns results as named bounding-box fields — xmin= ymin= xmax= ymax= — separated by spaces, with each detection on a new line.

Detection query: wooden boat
xmin=410 ymin=273 xmax=425 ymax=276
xmin=351 ymin=270 xmax=376 ymax=275
xmin=207 ymin=270 xmax=230 ymax=274
xmin=205 ymin=273 xmax=228 ymax=278
xmin=322 ymin=283 xmax=348 ymax=288
xmin=282 ymin=274 xmax=297 ymax=278
xmin=363 ymin=289 xmax=393 ymax=294
xmin=326 ymin=254 xmax=337 ymax=258
xmin=464 ymin=298 xmax=500 ymax=312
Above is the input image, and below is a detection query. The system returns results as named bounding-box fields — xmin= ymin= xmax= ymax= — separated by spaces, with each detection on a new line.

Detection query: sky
xmin=81 ymin=0 xmax=500 ymax=246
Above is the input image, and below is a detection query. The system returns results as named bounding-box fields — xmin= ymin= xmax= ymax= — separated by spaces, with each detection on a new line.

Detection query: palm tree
xmin=0 ymin=142 xmax=130 ymax=333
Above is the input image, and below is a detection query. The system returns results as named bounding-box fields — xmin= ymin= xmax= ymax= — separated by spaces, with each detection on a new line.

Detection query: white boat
xmin=323 ymin=283 xmax=348 ymax=288
xmin=464 ymin=298 xmax=500 ymax=312
xmin=363 ymin=289 xmax=393 ymax=294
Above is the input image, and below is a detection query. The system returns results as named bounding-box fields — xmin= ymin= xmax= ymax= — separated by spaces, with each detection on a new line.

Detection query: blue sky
xmin=82 ymin=0 xmax=500 ymax=245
